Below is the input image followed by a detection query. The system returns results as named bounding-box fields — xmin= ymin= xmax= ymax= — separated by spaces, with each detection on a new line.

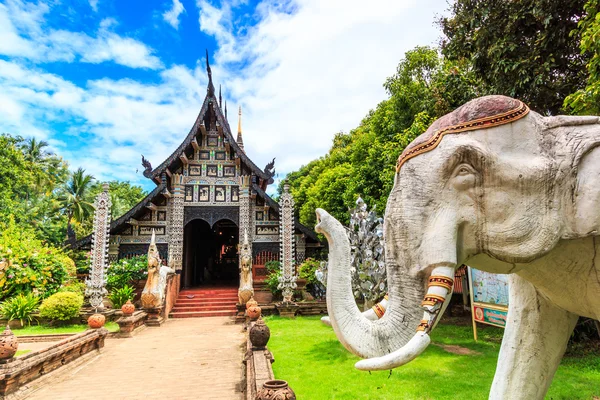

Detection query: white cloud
xmin=0 ymin=0 xmax=450 ymax=191
xmin=0 ymin=1 xmax=162 ymax=69
xmin=198 ymin=0 xmax=449 ymax=175
xmin=163 ymin=0 xmax=186 ymax=29
xmin=89 ymin=0 xmax=99 ymax=12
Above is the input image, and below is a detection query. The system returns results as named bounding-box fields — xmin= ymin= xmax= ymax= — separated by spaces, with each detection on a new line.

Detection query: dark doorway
xmin=182 ymin=219 xmax=239 ymax=287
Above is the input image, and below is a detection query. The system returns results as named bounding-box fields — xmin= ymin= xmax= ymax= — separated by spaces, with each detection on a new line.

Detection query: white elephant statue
xmin=315 ymin=95 xmax=600 ymax=400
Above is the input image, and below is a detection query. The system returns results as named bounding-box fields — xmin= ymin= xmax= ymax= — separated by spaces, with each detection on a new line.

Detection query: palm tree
xmin=21 ymin=138 xmax=49 ymax=163
xmin=59 ymin=168 xmax=95 ymax=241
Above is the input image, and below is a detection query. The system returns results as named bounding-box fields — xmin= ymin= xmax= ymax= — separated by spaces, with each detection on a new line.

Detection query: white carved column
xmin=239 ymin=175 xmax=253 ymax=267
xmin=168 ymin=174 xmax=185 ymax=271
xmin=108 ymin=236 xmax=121 ymax=263
xmin=85 ymin=183 xmax=111 ymax=310
xmin=278 ymin=182 xmax=297 ymax=303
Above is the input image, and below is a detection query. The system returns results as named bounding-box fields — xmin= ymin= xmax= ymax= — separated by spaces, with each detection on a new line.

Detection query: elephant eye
xmin=451 ymin=163 xmax=477 ymax=190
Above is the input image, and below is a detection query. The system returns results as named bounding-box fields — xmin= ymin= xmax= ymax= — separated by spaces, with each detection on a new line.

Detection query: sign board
xmin=467 ymin=267 xmax=509 ymax=340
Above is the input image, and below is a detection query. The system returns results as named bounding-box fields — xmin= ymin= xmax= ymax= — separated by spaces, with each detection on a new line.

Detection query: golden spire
xmin=237 ymin=106 xmax=244 ymax=152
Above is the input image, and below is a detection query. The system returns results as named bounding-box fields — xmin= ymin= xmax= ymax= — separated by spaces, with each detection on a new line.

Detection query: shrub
xmin=106 ymin=255 xmax=148 ymax=291
xmin=109 ymin=285 xmax=135 ymax=309
xmin=0 ymin=293 xmax=39 ymax=326
xmin=59 ymin=281 xmax=86 ymax=296
xmin=298 ymin=258 xmax=321 ymax=285
xmin=265 ymin=260 xmax=282 ymax=297
xmin=0 ymin=219 xmax=72 ymax=301
xmin=39 ymin=292 xmax=83 ymax=322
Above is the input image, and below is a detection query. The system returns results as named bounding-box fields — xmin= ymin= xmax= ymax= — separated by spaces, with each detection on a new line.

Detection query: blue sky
xmin=0 ymin=0 xmax=448 ymax=193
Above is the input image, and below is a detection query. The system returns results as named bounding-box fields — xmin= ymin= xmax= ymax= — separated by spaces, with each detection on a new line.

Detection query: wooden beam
xmin=200 ymin=125 xmax=207 ymax=136
xmin=128 ymin=218 xmax=139 ymax=226
xmin=162 ymin=189 xmax=172 ymax=198
xmin=165 ymin=168 xmax=172 ymax=178
xmin=191 ymin=137 xmax=200 ymax=151
xmin=179 ymin=153 xmax=189 ymax=166
xmin=146 ymin=203 xmax=158 ymax=212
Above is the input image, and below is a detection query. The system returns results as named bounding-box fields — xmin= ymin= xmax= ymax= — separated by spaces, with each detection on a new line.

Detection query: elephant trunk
xmin=315 ymin=206 xmax=457 ymax=371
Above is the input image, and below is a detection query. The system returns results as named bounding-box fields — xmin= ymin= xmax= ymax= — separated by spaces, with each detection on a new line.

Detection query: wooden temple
xmin=75 ymin=53 xmax=321 ymax=293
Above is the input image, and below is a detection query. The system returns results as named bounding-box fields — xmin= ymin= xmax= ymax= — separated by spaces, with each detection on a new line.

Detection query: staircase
xmin=170 ymin=287 xmax=238 ymax=318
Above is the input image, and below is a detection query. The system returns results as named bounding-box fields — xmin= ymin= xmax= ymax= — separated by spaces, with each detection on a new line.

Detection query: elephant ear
xmin=554 ymin=115 xmax=600 ymax=237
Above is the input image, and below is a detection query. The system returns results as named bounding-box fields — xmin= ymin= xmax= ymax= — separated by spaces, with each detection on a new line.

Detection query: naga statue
xmin=238 ymin=229 xmax=254 ymax=305
xmin=264 ymin=158 xmax=276 ymax=185
xmin=141 ymin=155 xmax=153 ymax=179
xmin=141 ymin=230 xmax=174 ymax=309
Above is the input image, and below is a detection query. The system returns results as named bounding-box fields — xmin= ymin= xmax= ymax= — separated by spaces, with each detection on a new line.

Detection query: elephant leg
xmin=489 ymin=274 xmax=578 ymax=400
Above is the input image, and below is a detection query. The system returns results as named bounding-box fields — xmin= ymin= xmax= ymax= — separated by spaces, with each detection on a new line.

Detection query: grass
xmin=265 ymin=315 xmax=600 ymax=400
xmin=15 ymin=350 xmax=31 ymax=357
xmin=11 ymin=321 xmax=119 ymax=336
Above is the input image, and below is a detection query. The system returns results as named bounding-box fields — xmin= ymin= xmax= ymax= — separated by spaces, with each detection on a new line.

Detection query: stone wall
xmin=0 ymin=328 xmax=108 ymax=399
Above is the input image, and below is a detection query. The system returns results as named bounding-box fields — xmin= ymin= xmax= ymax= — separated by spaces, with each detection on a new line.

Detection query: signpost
xmin=467 ymin=267 xmax=509 ymax=341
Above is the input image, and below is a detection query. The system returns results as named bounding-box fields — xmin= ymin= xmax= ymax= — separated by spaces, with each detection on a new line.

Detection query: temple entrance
xmin=182 ymin=219 xmax=239 ymax=287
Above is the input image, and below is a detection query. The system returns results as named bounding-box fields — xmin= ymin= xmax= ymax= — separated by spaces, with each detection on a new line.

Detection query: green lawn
xmin=265 ymin=316 xmax=600 ymax=400
xmin=12 ymin=321 xmax=119 ymax=336
xmin=15 ymin=350 xmax=31 ymax=357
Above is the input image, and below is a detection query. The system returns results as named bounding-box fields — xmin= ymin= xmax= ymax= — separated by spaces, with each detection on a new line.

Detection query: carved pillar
xmin=85 ymin=184 xmax=111 ymax=310
xmin=278 ymin=182 xmax=297 ymax=303
xmin=295 ymin=234 xmax=306 ymax=265
xmin=239 ymin=175 xmax=252 ymax=267
xmin=168 ymin=174 xmax=185 ymax=271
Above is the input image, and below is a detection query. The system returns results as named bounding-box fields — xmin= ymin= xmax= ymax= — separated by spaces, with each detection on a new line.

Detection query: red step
xmin=170 ymin=287 xmax=239 ymax=319
xmin=170 ymin=310 xmax=237 ymax=318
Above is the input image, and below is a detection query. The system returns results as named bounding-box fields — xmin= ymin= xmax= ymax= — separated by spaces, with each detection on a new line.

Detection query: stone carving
xmin=256 ymin=380 xmax=296 ymax=400
xmin=249 ymin=319 xmax=271 ymax=350
xmin=183 ymin=206 xmax=239 ymax=227
xmin=278 ymin=182 xmax=297 ymax=303
xmin=85 ymin=184 xmax=111 ymax=310
xmin=0 ymin=326 xmax=18 ymax=360
xmin=168 ymin=183 xmax=185 ymax=270
xmin=141 ymin=230 xmax=174 ymax=309
xmin=238 ymin=229 xmax=254 ymax=305
xmin=316 ymin=95 xmax=600 ymax=400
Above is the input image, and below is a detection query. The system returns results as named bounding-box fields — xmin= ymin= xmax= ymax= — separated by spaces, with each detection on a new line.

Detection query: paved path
xmin=27 ymin=317 xmax=245 ymax=400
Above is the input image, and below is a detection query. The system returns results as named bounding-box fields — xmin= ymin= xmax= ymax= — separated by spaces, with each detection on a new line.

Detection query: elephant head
xmin=316 ymin=95 xmax=600 ymax=371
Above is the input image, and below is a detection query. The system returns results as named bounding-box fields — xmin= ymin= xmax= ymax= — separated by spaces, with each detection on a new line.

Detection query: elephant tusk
xmin=355 ymin=332 xmax=431 ymax=371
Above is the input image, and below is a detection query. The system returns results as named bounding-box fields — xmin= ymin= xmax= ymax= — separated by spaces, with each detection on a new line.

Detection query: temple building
xmin=76 ymin=55 xmax=321 ymax=291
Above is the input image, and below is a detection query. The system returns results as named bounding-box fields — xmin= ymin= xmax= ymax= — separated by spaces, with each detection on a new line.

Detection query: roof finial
xmin=219 ymin=85 xmax=222 ymax=108
xmin=237 ymin=106 xmax=244 ymax=152
xmin=205 ymin=49 xmax=215 ymax=97
xmin=225 ymin=100 xmax=228 ymax=119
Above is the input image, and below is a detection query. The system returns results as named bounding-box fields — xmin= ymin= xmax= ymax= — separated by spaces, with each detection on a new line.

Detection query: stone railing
xmin=0 ymin=328 xmax=108 ymax=399
xmin=243 ymin=321 xmax=274 ymax=400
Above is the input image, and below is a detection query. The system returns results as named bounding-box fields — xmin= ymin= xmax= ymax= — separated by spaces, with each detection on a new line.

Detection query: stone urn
xmin=247 ymin=305 xmax=262 ymax=321
xmin=121 ymin=300 xmax=135 ymax=316
xmin=249 ymin=318 xmax=270 ymax=350
xmin=88 ymin=313 xmax=106 ymax=329
xmin=0 ymin=326 xmax=18 ymax=361
xmin=256 ymin=380 xmax=296 ymax=400
xmin=246 ymin=298 xmax=258 ymax=309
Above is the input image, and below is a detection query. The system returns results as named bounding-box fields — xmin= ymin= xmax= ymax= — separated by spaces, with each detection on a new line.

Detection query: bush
xmin=109 ymin=285 xmax=135 ymax=309
xmin=39 ymin=292 xmax=83 ymax=322
xmin=59 ymin=281 xmax=86 ymax=296
xmin=0 ymin=219 xmax=73 ymax=301
xmin=265 ymin=260 xmax=282 ymax=297
xmin=298 ymin=258 xmax=321 ymax=285
xmin=106 ymin=255 xmax=148 ymax=291
xmin=0 ymin=293 xmax=39 ymax=326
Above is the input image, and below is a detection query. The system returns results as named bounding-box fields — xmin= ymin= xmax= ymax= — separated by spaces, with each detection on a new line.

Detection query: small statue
xmin=141 ymin=155 xmax=153 ymax=179
xmin=238 ymin=229 xmax=254 ymax=304
xmin=141 ymin=230 xmax=174 ymax=309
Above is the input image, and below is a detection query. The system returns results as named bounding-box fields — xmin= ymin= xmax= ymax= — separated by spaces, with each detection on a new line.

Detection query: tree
xmin=564 ymin=0 xmax=600 ymax=114
xmin=58 ymin=168 xmax=95 ymax=240
xmin=89 ymin=181 xmax=147 ymax=221
xmin=439 ymin=0 xmax=589 ymax=115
